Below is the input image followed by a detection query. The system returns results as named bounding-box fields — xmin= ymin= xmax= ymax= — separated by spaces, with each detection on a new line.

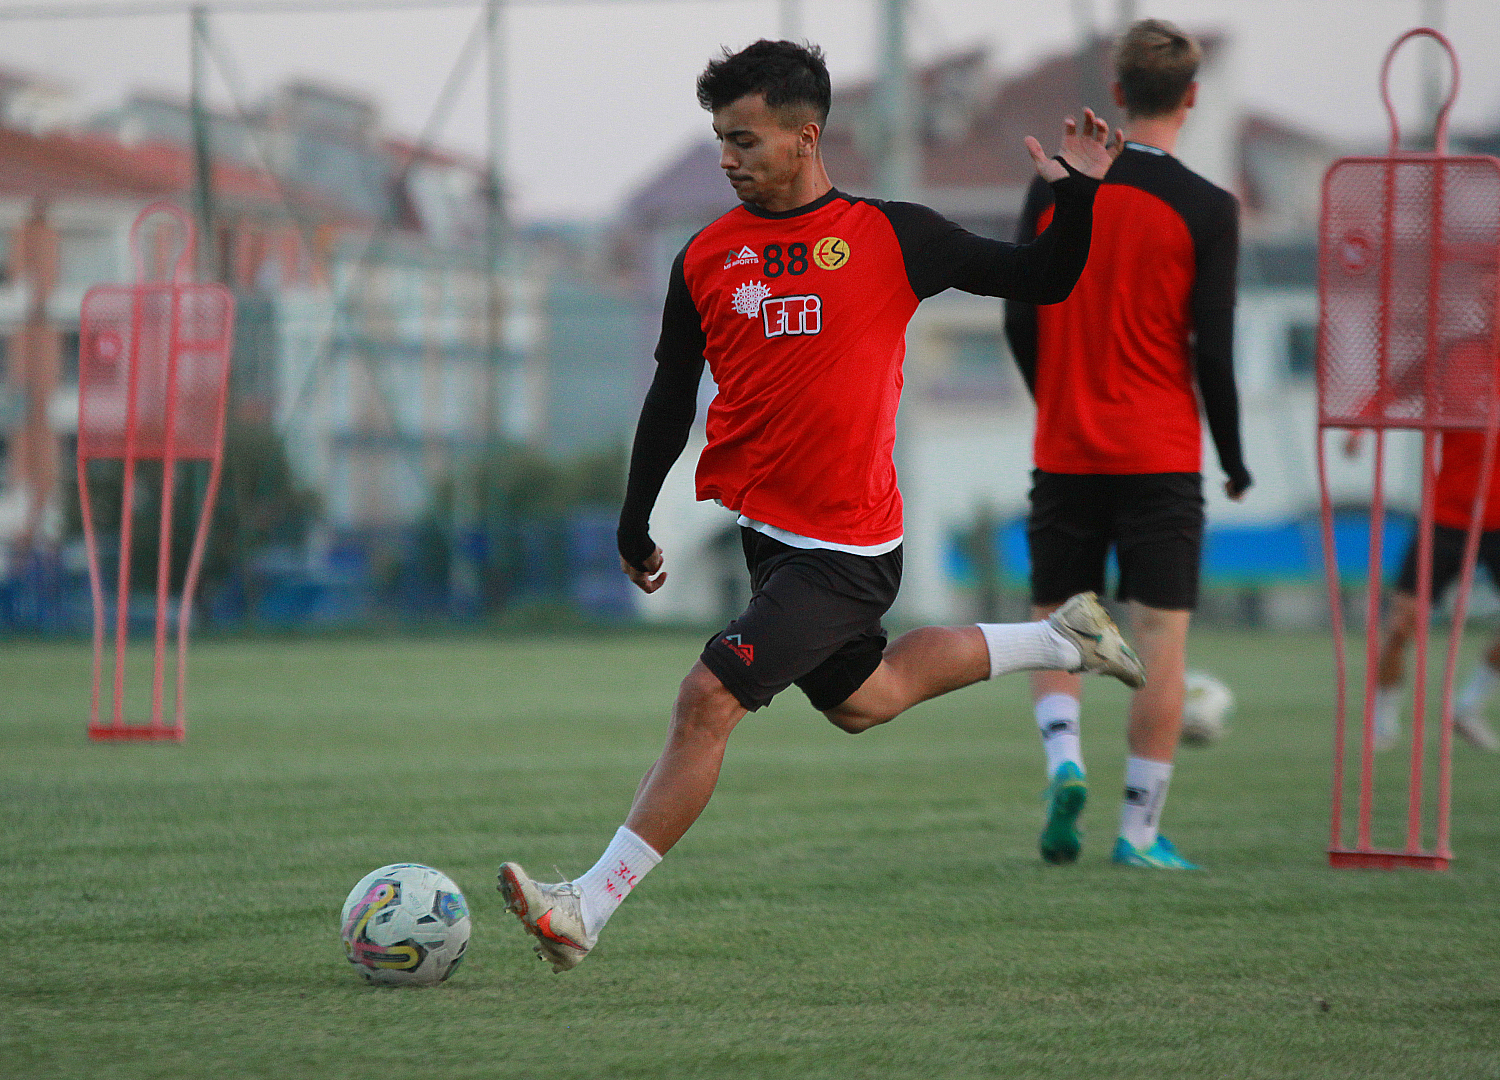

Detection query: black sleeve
xmin=1002 ymin=176 xmax=1054 ymax=397
xmin=616 ymin=245 xmax=707 ymax=570
xmin=879 ymin=159 xmax=1099 ymax=304
xmin=1191 ymin=192 xmax=1251 ymax=497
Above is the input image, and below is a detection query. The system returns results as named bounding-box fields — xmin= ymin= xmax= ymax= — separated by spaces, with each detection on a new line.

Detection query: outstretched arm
xmin=617 ymin=249 xmax=707 ymax=593
xmin=885 ymin=109 xmax=1121 ymax=304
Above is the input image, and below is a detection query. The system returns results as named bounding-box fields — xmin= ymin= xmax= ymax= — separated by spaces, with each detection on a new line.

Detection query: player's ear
xmin=798 ymin=120 xmax=821 ymax=157
xmin=1182 ymin=82 xmax=1198 ymax=110
xmin=1111 ymin=81 xmax=1127 ymax=110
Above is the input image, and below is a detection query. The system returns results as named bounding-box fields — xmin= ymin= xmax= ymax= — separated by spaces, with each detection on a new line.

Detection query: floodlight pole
xmin=874 ymin=0 xmax=915 ymax=202
xmin=485 ymin=0 xmax=507 ymax=444
xmin=189 ymin=4 xmax=217 ymax=282
xmin=778 ymin=0 xmax=799 ymax=40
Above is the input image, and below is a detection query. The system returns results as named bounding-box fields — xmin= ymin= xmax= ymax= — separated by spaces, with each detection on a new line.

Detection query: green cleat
xmin=1039 ymin=761 xmax=1088 ymax=864
xmin=1111 ymin=834 xmax=1200 ymax=870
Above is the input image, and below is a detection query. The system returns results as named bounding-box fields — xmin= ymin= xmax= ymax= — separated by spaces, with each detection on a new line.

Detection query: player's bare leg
xmin=824 ymin=626 xmax=991 ymax=732
xmin=1373 ymin=591 xmax=1500 ymax=750
xmin=1372 ymin=590 xmax=1419 ymax=750
xmin=828 ymin=595 xmax=1142 ymax=733
xmin=499 ymin=662 xmax=743 ymax=972
xmin=624 ymin=663 xmax=748 ymax=853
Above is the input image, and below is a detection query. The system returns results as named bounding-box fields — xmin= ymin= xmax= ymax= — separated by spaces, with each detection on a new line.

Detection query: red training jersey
xmin=618 ymin=176 xmax=1099 ymax=557
xmin=1005 ymin=145 xmax=1248 ymax=487
xmin=1434 ymin=431 xmax=1500 ymax=530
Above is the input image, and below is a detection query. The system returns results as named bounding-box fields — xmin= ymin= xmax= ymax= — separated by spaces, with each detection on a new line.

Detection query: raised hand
xmin=1025 ymin=107 xmax=1123 ymax=182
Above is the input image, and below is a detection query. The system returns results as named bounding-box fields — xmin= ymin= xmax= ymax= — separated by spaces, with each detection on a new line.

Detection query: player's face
xmin=712 ymin=93 xmax=810 ymax=207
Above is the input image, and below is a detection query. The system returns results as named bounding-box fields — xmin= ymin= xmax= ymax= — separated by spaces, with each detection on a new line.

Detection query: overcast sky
xmin=0 ymin=0 xmax=1496 ymax=220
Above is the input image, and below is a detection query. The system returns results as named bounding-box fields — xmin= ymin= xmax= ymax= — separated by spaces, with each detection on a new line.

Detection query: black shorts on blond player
xmin=1394 ymin=524 xmax=1500 ymax=602
xmin=700 ymin=528 xmax=902 ymax=713
xmin=1028 ymin=470 xmax=1204 ymax=610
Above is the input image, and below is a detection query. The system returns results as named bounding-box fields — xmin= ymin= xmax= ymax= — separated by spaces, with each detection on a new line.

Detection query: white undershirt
xmin=735 ymin=513 xmax=903 ymax=557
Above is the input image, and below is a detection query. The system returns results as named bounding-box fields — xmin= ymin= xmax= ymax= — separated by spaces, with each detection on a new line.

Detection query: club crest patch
xmin=813 ymin=236 xmax=850 ymax=271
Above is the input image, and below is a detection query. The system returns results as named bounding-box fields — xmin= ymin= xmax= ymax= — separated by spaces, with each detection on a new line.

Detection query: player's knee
xmin=822 ymin=698 xmax=891 ymax=734
xmin=671 ymin=664 xmax=744 ymax=740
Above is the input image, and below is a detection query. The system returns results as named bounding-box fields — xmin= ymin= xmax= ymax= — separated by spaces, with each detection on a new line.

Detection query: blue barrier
xmin=949 ymin=513 xmax=1418 ymax=588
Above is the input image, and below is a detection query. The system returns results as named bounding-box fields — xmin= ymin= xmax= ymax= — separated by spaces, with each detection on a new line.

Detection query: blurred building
xmin=0 ymin=72 xmax=649 ymax=597
xmin=614 ymin=31 xmax=1386 ymax=627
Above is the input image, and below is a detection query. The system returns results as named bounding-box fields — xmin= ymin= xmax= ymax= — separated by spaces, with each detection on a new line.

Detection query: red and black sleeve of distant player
xmin=1004 ymin=154 xmax=1251 ymax=497
xmin=615 ymin=161 xmax=1101 ymax=572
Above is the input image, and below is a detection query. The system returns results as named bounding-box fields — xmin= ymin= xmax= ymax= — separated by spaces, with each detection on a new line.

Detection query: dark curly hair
xmin=696 ymin=39 xmax=831 ymax=125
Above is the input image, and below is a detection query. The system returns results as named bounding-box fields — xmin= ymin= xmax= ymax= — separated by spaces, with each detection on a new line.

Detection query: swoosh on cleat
xmin=535 ymin=909 xmax=587 ymax=950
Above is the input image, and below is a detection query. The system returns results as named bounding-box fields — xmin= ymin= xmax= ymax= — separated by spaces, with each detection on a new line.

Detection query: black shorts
xmin=1027 ymin=470 xmax=1204 ymax=610
xmin=700 ymin=528 xmax=902 ymax=712
xmin=1393 ymin=524 xmax=1500 ymax=601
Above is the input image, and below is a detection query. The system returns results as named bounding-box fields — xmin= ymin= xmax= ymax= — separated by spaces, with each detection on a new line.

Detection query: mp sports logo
xmin=723 ymin=245 xmax=760 ymax=269
xmin=722 ymin=633 xmax=754 ymax=664
xmin=762 ymin=294 xmax=821 ymax=338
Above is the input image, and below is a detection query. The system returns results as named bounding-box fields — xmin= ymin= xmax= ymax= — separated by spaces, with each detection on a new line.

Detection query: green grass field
xmin=4 ymin=628 xmax=1499 ymax=1079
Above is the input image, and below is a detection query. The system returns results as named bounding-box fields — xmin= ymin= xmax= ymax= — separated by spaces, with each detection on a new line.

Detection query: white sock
xmin=1457 ymin=664 xmax=1500 ymax=715
xmin=977 ymin=621 xmax=1081 ymax=679
xmin=1119 ymin=756 xmax=1173 ymax=851
xmin=1035 ymin=692 xmax=1083 ymax=778
xmin=572 ymin=826 xmax=662 ymax=940
xmin=1374 ymin=686 xmax=1402 ymax=737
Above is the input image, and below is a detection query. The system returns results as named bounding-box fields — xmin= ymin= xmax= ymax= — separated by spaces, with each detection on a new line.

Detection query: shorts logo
xmin=812 ymin=236 xmax=850 ymax=271
xmin=723 ymin=245 xmax=760 ymax=269
xmin=762 ymin=294 xmax=821 ymax=338
xmin=731 ymin=280 xmax=771 ymax=318
xmin=722 ymin=633 xmax=754 ymax=664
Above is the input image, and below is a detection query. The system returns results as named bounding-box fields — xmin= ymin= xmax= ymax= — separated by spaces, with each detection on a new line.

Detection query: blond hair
xmin=1114 ymin=19 xmax=1200 ymax=118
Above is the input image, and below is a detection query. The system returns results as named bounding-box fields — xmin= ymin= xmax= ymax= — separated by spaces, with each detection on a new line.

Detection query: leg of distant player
xmin=1453 ymin=635 xmax=1500 ymax=750
xmin=1028 ymin=636 xmax=1088 ymax=865
xmin=1373 ymin=589 xmax=1418 ymax=750
xmin=1113 ymin=603 xmax=1192 ymax=862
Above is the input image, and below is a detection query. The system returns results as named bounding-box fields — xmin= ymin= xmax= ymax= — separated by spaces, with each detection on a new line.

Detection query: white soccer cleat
xmin=497 ymin=862 xmax=595 ymax=973
xmin=1454 ymin=708 xmax=1499 ymax=752
xmin=1048 ymin=592 xmax=1146 ymax=689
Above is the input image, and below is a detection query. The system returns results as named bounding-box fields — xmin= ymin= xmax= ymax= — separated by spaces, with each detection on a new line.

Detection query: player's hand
xmin=1026 ymin=107 xmax=1123 ymax=183
xmin=621 ymin=546 xmax=667 ymax=594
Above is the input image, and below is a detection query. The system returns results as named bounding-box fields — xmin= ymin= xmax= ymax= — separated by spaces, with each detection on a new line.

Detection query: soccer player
xmin=1348 ymin=428 xmax=1500 ymax=752
xmin=1004 ymin=19 xmax=1251 ymax=871
xmin=497 ymin=39 xmax=1141 ymax=973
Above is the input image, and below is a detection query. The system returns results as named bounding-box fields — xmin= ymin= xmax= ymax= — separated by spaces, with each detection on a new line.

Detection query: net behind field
xmin=1319 ymin=157 xmax=1500 ymax=430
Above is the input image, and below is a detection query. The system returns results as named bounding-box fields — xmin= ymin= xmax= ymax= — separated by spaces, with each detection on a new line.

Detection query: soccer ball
xmin=1180 ymin=671 xmax=1234 ymax=747
xmin=340 ymin=863 xmax=471 ymax=986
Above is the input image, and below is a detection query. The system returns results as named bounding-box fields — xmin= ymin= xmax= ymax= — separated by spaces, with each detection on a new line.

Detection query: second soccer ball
xmin=1180 ymin=671 xmax=1234 ymax=747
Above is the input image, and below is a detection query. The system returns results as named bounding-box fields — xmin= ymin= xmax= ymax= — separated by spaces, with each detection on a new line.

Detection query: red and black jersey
xmin=617 ymin=170 xmax=1100 ymax=564
xmin=1435 ymin=431 xmax=1500 ymax=531
xmin=1005 ymin=144 xmax=1249 ymax=489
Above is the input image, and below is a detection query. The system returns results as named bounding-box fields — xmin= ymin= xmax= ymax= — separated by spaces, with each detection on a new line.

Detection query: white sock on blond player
xmin=1119 ymin=756 xmax=1173 ymax=850
xmin=1457 ymin=664 xmax=1500 ymax=716
xmin=573 ymin=826 xmax=662 ymax=940
xmin=1035 ymin=692 xmax=1083 ymax=777
xmin=976 ymin=621 xmax=1081 ymax=679
xmin=1374 ymin=687 xmax=1402 ymax=734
